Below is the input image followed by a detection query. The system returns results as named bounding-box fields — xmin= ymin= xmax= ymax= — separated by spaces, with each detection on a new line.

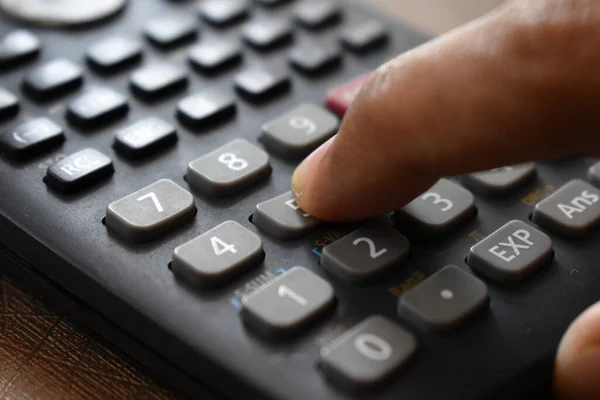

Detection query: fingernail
xmin=291 ymin=137 xmax=334 ymax=205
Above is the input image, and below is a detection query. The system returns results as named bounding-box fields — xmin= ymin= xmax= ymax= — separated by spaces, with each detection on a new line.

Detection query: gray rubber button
xmin=532 ymin=179 xmax=600 ymax=237
xmin=588 ymin=162 xmax=600 ymax=188
xmin=320 ymin=315 xmax=416 ymax=391
xmin=261 ymin=103 xmax=338 ymax=157
xmin=394 ymin=179 xmax=476 ymax=237
xmin=187 ymin=139 xmax=270 ymax=197
xmin=463 ymin=163 xmax=535 ymax=195
xmin=253 ymin=191 xmax=320 ymax=240
xmin=398 ymin=265 xmax=488 ymax=331
xmin=172 ymin=221 xmax=263 ymax=286
xmin=241 ymin=266 xmax=335 ymax=336
xmin=106 ymin=179 xmax=196 ymax=242
xmin=321 ymin=220 xmax=410 ymax=284
xmin=467 ymin=220 xmax=553 ymax=281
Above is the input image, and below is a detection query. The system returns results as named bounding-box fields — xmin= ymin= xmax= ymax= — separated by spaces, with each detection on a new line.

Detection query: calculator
xmin=1 ymin=0 xmax=598 ymax=399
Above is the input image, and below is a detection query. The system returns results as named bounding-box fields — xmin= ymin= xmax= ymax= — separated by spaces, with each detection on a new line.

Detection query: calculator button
xmin=234 ymin=67 xmax=290 ymax=102
xmin=243 ymin=18 xmax=293 ymax=49
xmin=394 ymin=179 xmax=476 ymax=238
xmin=0 ymin=118 xmax=64 ymax=161
xmin=398 ymin=265 xmax=488 ymax=331
xmin=294 ymin=1 xmax=340 ymax=29
xmin=199 ymin=0 xmax=249 ymax=26
xmin=241 ymin=266 xmax=335 ymax=336
xmin=44 ymin=148 xmax=113 ymax=193
xmin=326 ymin=73 xmax=370 ymax=117
xmin=66 ymin=87 xmax=128 ymax=128
xmin=23 ymin=58 xmax=83 ymax=100
xmin=320 ymin=315 xmax=417 ymax=391
xmin=188 ymin=40 xmax=242 ymax=73
xmin=289 ymin=42 xmax=341 ymax=75
xmin=172 ymin=221 xmax=263 ymax=286
xmin=0 ymin=30 xmax=40 ymax=68
xmin=86 ymin=37 xmax=142 ymax=72
xmin=144 ymin=15 xmax=198 ymax=48
xmin=177 ymin=91 xmax=236 ymax=128
xmin=467 ymin=220 xmax=553 ymax=281
xmin=463 ymin=163 xmax=536 ymax=195
xmin=341 ymin=20 xmax=388 ymax=52
xmin=114 ymin=117 xmax=177 ymax=159
xmin=261 ymin=104 xmax=338 ymax=158
xmin=130 ymin=63 xmax=188 ymax=100
xmin=532 ymin=179 xmax=600 ymax=237
xmin=106 ymin=179 xmax=196 ymax=242
xmin=187 ymin=139 xmax=270 ymax=197
xmin=321 ymin=220 xmax=410 ymax=284
xmin=0 ymin=88 xmax=19 ymax=120
xmin=253 ymin=191 xmax=320 ymax=239
xmin=588 ymin=162 xmax=600 ymax=188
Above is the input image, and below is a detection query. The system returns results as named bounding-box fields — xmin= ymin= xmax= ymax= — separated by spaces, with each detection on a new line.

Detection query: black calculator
xmin=1 ymin=0 xmax=599 ymax=399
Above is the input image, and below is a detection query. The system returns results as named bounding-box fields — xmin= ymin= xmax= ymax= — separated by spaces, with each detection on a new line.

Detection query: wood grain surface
xmin=0 ymin=1 xmax=502 ymax=399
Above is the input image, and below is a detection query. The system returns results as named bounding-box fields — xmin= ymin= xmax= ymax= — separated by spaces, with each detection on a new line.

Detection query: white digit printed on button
xmin=352 ymin=237 xmax=388 ymax=259
xmin=354 ymin=333 xmax=393 ymax=361
xmin=218 ymin=152 xmax=248 ymax=171
xmin=289 ymin=116 xmax=316 ymax=135
xmin=422 ymin=192 xmax=453 ymax=212
xmin=285 ymin=198 xmax=310 ymax=217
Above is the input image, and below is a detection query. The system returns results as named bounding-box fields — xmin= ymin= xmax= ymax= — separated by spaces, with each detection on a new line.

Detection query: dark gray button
xmin=253 ymin=191 xmax=320 ymax=239
xmin=398 ymin=265 xmax=488 ymax=331
xmin=1 ymin=118 xmax=64 ymax=160
xmin=188 ymin=39 xmax=242 ymax=73
xmin=255 ymin=0 xmax=290 ymax=6
xmin=130 ymin=63 xmax=187 ymax=100
xmin=187 ymin=139 xmax=270 ymax=197
xmin=467 ymin=220 xmax=553 ymax=281
xmin=23 ymin=58 xmax=83 ymax=100
xmin=289 ymin=42 xmax=341 ymax=75
xmin=234 ymin=67 xmax=290 ymax=102
xmin=261 ymin=104 xmax=338 ymax=158
xmin=394 ymin=179 xmax=476 ymax=238
xmin=177 ymin=91 xmax=236 ymax=128
xmin=86 ymin=36 xmax=142 ymax=72
xmin=321 ymin=220 xmax=410 ymax=284
xmin=199 ymin=0 xmax=249 ymax=26
xmin=341 ymin=20 xmax=387 ymax=52
xmin=114 ymin=117 xmax=177 ymax=159
xmin=106 ymin=179 xmax=196 ymax=242
xmin=0 ymin=88 xmax=19 ymax=120
xmin=589 ymin=162 xmax=600 ymax=188
xmin=173 ymin=221 xmax=263 ymax=286
xmin=144 ymin=14 xmax=197 ymax=48
xmin=463 ymin=163 xmax=535 ymax=195
xmin=294 ymin=1 xmax=340 ymax=29
xmin=241 ymin=266 xmax=335 ymax=336
xmin=66 ymin=87 xmax=128 ymax=128
xmin=532 ymin=179 xmax=600 ymax=237
xmin=45 ymin=148 xmax=113 ymax=193
xmin=320 ymin=315 xmax=417 ymax=391
xmin=243 ymin=18 xmax=292 ymax=49
xmin=0 ymin=30 xmax=40 ymax=68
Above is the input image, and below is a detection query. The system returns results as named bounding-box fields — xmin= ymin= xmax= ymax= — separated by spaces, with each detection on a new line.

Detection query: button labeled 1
xmin=261 ymin=103 xmax=338 ymax=158
xmin=106 ymin=179 xmax=196 ymax=242
xmin=467 ymin=220 xmax=553 ymax=281
xmin=253 ymin=191 xmax=319 ymax=239
xmin=320 ymin=315 xmax=417 ymax=391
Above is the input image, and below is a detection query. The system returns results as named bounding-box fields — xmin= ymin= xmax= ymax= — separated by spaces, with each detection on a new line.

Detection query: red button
xmin=326 ymin=73 xmax=371 ymax=117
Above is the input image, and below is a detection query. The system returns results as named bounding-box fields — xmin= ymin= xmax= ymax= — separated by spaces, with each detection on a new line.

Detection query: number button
xmin=187 ymin=139 xmax=271 ymax=197
xmin=321 ymin=220 xmax=410 ymax=284
xmin=398 ymin=265 xmax=488 ymax=331
xmin=253 ymin=191 xmax=320 ymax=239
xmin=462 ymin=163 xmax=535 ymax=195
xmin=241 ymin=266 xmax=335 ymax=337
xmin=320 ymin=315 xmax=417 ymax=391
xmin=172 ymin=221 xmax=263 ymax=286
xmin=106 ymin=179 xmax=196 ymax=242
xmin=261 ymin=103 xmax=338 ymax=158
xmin=394 ymin=179 xmax=476 ymax=238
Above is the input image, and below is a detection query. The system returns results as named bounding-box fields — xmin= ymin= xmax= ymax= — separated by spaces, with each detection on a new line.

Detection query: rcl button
xmin=44 ymin=148 xmax=114 ymax=193
xmin=467 ymin=220 xmax=553 ymax=282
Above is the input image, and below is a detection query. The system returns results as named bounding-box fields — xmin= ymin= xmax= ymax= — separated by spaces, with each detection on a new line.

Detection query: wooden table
xmin=0 ymin=1 xmax=503 ymax=398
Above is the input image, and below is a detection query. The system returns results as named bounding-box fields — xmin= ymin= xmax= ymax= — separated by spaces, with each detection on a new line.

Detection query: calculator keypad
xmin=253 ymin=191 xmax=319 ymax=239
xmin=187 ymin=139 xmax=270 ymax=197
xmin=106 ymin=179 xmax=196 ymax=242
xmin=241 ymin=266 xmax=335 ymax=336
xmin=44 ymin=148 xmax=114 ymax=193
